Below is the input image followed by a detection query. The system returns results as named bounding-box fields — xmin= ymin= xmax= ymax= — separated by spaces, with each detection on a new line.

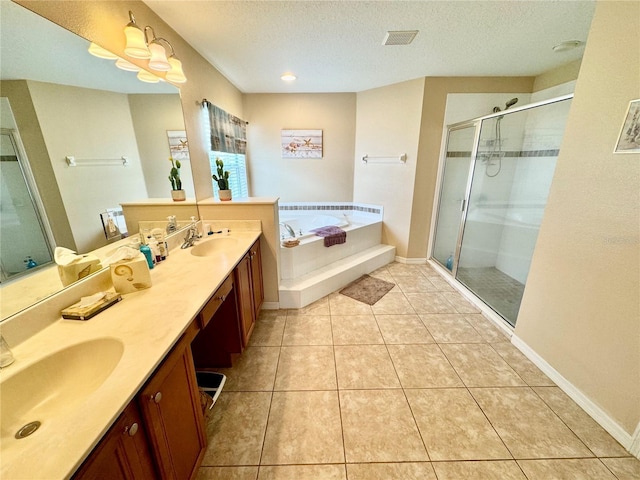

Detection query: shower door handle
xmin=460 ymin=199 xmax=467 ymax=212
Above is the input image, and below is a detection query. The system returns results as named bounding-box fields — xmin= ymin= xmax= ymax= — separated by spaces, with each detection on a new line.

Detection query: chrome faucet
xmin=181 ymin=223 xmax=201 ymax=249
xmin=0 ymin=335 xmax=14 ymax=368
xmin=279 ymin=222 xmax=295 ymax=238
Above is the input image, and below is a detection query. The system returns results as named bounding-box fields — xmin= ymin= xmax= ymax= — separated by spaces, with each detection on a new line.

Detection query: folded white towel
xmin=54 ymin=246 xmax=83 ymax=266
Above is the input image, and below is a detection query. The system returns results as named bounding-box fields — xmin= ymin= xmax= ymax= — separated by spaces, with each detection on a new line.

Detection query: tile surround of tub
xmin=197 ymin=262 xmax=639 ymax=479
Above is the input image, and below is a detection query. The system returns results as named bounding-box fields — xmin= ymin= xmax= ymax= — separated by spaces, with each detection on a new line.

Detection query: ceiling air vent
xmin=382 ymin=30 xmax=418 ymax=46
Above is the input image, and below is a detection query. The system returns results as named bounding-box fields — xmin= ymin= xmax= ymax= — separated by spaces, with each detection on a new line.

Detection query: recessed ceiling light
xmin=383 ymin=30 xmax=418 ymax=46
xmin=281 ymin=72 xmax=297 ymax=81
xmin=552 ymin=40 xmax=583 ymax=53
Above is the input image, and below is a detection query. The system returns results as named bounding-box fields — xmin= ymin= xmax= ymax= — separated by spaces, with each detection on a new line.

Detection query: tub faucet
xmin=181 ymin=223 xmax=201 ymax=249
xmin=279 ymin=222 xmax=296 ymax=238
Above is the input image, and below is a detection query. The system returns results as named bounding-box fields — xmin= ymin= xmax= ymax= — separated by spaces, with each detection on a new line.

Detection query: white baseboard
xmin=261 ymin=302 xmax=280 ymax=310
xmin=394 ymin=256 xmax=427 ymax=265
xmin=511 ymin=334 xmax=637 ymax=457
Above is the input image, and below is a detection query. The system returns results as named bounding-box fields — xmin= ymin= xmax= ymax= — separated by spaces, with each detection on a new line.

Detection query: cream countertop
xmin=0 ymin=228 xmax=261 ymax=480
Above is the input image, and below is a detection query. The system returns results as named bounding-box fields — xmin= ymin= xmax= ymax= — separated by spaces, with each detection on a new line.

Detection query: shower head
xmin=505 ymin=98 xmax=518 ymax=110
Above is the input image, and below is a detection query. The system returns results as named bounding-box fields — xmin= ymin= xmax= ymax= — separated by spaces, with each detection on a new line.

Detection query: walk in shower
xmin=431 ymin=94 xmax=573 ymax=326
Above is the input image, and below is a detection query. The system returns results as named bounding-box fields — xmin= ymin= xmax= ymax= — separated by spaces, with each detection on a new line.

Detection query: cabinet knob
xmin=124 ymin=422 xmax=139 ymax=437
xmin=151 ymin=392 xmax=162 ymax=404
xmin=218 ymin=294 xmax=226 ymax=302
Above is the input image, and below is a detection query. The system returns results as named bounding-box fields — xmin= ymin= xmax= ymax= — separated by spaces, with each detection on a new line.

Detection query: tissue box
xmin=110 ymin=253 xmax=152 ymax=294
xmin=61 ymin=292 xmax=122 ymax=320
xmin=57 ymin=254 xmax=102 ymax=286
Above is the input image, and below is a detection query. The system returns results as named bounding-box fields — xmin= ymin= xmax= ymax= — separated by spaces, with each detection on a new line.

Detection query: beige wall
xmin=128 ymin=94 xmax=194 ymax=199
xmin=16 ymin=0 xmax=244 ymax=202
xmin=28 ymin=81 xmax=148 ymax=252
xmin=0 ymin=80 xmax=75 ymax=250
xmin=407 ymin=77 xmax=535 ymax=259
xmin=353 ymin=78 xmax=425 ymax=258
xmin=243 ymin=93 xmax=356 ymax=201
xmin=516 ymin=1 xmax=640 ymax=436
xmin=533 ymin=59 xmax=582 ymax=93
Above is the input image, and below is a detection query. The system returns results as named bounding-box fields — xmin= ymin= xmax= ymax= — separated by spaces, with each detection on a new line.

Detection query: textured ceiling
xmin=144 ymin=0 xmax=596 ymax=93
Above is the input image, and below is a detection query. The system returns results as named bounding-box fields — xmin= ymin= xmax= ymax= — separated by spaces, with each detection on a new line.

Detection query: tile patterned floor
xmin=196 ymin=262 xmax=639 ymax=480
xmin=456 ymin=266 xmax=525 ymax=325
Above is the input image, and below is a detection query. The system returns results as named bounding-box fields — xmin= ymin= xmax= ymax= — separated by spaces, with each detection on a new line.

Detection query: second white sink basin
xmin=190 ymin=237 xmax=239 ymax=257
xmin=0 ymin=338 xmax=124 ymax=442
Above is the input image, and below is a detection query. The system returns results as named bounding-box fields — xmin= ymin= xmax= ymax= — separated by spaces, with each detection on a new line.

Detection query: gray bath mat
xmin=339 ymin=275 xmax=395 ymax=305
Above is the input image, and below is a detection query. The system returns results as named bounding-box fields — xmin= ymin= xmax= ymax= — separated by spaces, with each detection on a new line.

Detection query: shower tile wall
xmin=434 ymin=94 xmax=573 ymax=326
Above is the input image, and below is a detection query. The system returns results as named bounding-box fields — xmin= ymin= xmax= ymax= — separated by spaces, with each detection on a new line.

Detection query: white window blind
xmin=209 ymin=151 xmax=249 ymax=199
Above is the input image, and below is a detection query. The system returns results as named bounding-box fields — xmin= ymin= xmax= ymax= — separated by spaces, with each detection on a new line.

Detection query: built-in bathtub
xmin=278 ymin=202 xmax=396 ymax=308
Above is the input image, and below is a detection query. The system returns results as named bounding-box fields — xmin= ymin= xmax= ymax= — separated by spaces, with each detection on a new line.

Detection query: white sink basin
xmin=0 ymin=338 xmax=124 ymax=442
xmin=190 ymin=237 xmax=239 ymax=257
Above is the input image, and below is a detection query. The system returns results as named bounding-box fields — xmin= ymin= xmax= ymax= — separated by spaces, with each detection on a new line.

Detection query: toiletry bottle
xmin=147 ymin=235 xmax=161 ymax=264
xmin=24 ymin=256 xmax=38 ymax=269
xmin=139 ymin=242 xmax=154 ymax=269
xmin=166 ymin=215 xmax=177 ymax=234
xmin=140 ymin=228 xmax=150 ymax=245
xmin=446 ymin=253 xmax=454 ymax=271
xmin=151 ymin=228 xmax=167 ymax=260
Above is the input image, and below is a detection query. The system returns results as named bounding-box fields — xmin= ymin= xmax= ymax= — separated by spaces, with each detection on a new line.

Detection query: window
xmin=209 ymin=151 xmax=248 ymax=199
xmin=202 ymin=105 xmax=249 ymax=199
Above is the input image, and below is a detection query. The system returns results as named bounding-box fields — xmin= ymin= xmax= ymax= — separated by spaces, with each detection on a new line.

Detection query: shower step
xmin=278 ymin=244 xmax=396 ymax=309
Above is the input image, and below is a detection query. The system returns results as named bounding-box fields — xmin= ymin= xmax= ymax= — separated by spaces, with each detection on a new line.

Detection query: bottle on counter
xmin=139 ymin=242 xmax=154 ymax=269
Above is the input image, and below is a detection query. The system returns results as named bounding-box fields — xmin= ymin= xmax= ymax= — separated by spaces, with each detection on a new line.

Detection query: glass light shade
xmin=88 ymin=42 xmax=118 ymax=60
xmin=124 ymin=25 xmax=151 ymax=59
xmin=137 ymin=69 xmax=160 ymax=83
xmin=281 ymin=72 xmax=297 ymax=81
xmin=166 ymin=56 xmax=187 ymax=83
xmin=115 ymin=57 xmax=141 ymax=72
xmin=148 ymin=42 xmax=171 ymax=71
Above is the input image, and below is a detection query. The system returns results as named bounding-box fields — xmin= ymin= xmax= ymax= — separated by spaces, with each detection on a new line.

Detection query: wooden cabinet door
xmin=73 ymin=403 xmax=157 ymax=480
xmin=249 ymin=240 xmax=264 ymax=318
xmin=138 ymin=332 xmax=206 ymax=480
xmin=234 ymin=252 xmax=255 ymax=346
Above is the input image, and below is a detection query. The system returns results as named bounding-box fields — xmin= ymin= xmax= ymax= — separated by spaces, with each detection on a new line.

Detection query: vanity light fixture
xmin=120 ymin=11 xmax=188 ymax=83
xmin=145 ymin=27 xmax=171 ymax=72
xmin=137 ymin=69 xmax=161 ymax=83
xmin=88 ymin=42 xmax=118 ymax=60
xmin=166 ymin=55 xmax=187 ymax=83
xmin=115 ymin=57 xmax=141 ymax=72
xmin=123 ymin=11 xmax=151 ymax=59
xmin=281 ymin=72 xmax=297 ymax=82
xmin=89 ymin=11 xmax=188 ymax=84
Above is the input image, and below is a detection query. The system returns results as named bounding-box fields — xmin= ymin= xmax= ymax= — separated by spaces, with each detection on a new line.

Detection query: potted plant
xmin=212 ymin=157 xmax=232 ymax=201
xmin=169 ymin=157 xmax=185 ymax=201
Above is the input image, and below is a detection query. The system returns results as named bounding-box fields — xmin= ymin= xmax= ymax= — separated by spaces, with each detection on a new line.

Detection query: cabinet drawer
xmin=199 ymin=275 xmax=233 ymax=329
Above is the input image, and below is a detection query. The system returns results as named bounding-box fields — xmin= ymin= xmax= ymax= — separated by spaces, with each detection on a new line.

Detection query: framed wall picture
xmin=281 ymin=129 xmax=323 ymax=158
xmin=614 ymin=99 xmax=640 ymax=153
xmin=167 ymin=130 xmax=190 ymax=162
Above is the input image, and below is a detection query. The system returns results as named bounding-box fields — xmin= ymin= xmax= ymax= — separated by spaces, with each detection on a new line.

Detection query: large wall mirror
xmin=0 ymin=1 xmax=194 ymax=320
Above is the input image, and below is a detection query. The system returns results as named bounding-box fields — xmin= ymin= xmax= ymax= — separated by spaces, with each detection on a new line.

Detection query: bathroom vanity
xmin=0 ymin=229 xmax=264 ymax=479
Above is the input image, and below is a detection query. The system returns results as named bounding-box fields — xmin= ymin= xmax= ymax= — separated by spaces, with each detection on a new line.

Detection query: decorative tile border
xmin=279 ymin=203 xmax=382 ymax=215
xmin=447 ymin=149 xmax=560 ymax=158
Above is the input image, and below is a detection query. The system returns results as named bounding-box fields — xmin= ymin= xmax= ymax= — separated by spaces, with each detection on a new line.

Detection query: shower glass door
xmin=455 ymin=97 xmax=572 ymax=326
xmin=0 ymin=130 xmax=53 ymax=281
xmin=431 ymin=124 xmax=477 ymax=271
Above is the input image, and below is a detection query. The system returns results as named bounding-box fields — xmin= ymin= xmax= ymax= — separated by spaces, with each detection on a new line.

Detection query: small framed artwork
xmin=167 ymin=130 xmax=190 ymax=162
xmin=614 ymin=99 xmax=640 ymax=153
xmin=282 ymin=129 xmax=323 ymax=158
